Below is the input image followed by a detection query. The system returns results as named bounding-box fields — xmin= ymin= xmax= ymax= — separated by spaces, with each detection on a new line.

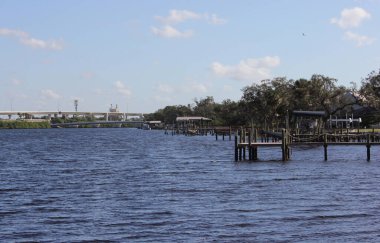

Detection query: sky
xmin=1 ymin=0 xmax=380 ymax=113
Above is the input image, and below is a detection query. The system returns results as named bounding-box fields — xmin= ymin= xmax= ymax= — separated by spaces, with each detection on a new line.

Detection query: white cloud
xmin=0 ymin=27 xmax=64 ymax=50
xmin=344 ymin=31 xmax=375 ymax=46
xmin=153 ymin=84 xmax=175 ymax=103
xmin=156 ymin=83 xmax=175 ymax=93
xmin=115 ymin=80 xmax=124 ymax=89
xmin=331 ymin=7 xmax=371 ymax=29
xmin=155 ymin=10 xmax=202 ymax=25
xmin=205 ymin=14 xmax=227 ymax=25
xmin=187 ymin=82 xmax=208 ymax=93
xmin=174 ymin=81 xmax=208 ymax=94
xmin=40 ymin=89 xmax=61 ymax=99
xmin=151 ymin=25 xmax=193 ymax=38
xmin=20 ymin=37 xmax=64 ymax=50
xmin=0 ymin=28 xmax=28 ymax=38
xmin=211 ymin=56 xmax=281 ymax=82
xmin=152 ymin=10 xmax=226 ymax=38
xmin=115 ymin=80 xmax=132 ymax=97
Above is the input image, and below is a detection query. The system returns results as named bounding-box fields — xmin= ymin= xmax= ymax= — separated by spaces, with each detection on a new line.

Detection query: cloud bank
xmin=331 ymin=7 xmax=371 ymax=29
xmin=155 ymin=10 xmax=202 ymax=25
xmin=151 ymin=25 xmax=193 ymax=38
xmin=344 ymin=31 xmax=375 ymax=46
xmin=0 ymin=27 xmax=64 ymax=50
xmin=331 ymin=7 xmax=375 ymax=47
xmin=152 ymin=9 xmax=226 ymax=39
xmin=211 ymin=56 xmax=280 ymax=82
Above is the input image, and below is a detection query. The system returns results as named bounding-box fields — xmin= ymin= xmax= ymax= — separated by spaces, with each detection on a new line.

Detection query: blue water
xmin=1 ymin=128 xmax=380 ymax=242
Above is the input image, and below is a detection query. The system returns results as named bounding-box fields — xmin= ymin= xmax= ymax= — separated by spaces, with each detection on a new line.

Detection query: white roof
xmin=176 ymin=116 xmax=212 ymax=121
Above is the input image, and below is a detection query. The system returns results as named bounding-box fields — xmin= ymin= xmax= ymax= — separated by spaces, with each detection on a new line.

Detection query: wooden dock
xmin=235 ymin=128 xmax=380 ymax=162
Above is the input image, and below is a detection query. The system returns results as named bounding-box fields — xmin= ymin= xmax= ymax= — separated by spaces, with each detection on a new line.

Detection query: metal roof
xmin=176 ymin=116 xmax=212 ymax=121
xmin=292 ymin=110 xmax=326 ymax=117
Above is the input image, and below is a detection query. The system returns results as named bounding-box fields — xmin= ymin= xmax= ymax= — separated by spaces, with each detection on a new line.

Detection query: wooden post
xmin=367 ymin=133 xmax=371 ymax=161
xmin=234 ymin=133 xmax=238 ymax=161
xmin=215 ymin=131 xmax=218 ymax=140
xmin=229 ymin=126 xmax=232 ymax=141
xmin=286 ymin=129 xmax=290 ymax=160
xmin=248 ymin=130 xmax=252 ymax=160
xmin=239 ymin=129 xmax=242 ymax=161
xmin=242 ymin=128 xmax=246 ymax=160
xmin=282 ymin=129 xmax=286 ymax=161
xmin=253 ymin=146 xmax=258 ymax=160
xmin=324 ymin=133 xmax=328 ymax=161
xmin=372 ymin=129 xmax=375 ymax=142
xmin=253 ymin=128 xmax=258 ymax=160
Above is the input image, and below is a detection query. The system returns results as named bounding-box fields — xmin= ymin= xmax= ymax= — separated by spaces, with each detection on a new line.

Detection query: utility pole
xmin=74 ymin=99 xmax=78 ymax=112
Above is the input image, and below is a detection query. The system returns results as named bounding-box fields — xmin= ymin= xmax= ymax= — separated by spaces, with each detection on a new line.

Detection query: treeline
xmin=0 ymin=120 xmax=51 ymax=129
xmin=145 ymin=70 xmax=380 ymax=128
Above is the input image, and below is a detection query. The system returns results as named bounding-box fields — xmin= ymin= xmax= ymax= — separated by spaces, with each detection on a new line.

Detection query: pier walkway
xmin=235 ymin=128 xmax=380 ymax=162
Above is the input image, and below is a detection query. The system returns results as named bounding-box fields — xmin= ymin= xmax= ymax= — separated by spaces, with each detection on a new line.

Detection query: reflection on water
xmin=1 ymin=128 xmax=380 ymax=242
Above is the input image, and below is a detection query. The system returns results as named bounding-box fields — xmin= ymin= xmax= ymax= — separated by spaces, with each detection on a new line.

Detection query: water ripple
xmin=1 ymin=128 xmax=380 ymax=242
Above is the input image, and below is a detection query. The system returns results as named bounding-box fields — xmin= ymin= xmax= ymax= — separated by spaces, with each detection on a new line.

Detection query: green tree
xmin=307 ymin=74 xmax=356 ymax=120
xmin=292 ymin=78 xmax=315 ymax=110
xmin=241 ymin=77 xmax=292 ymax=128
xmin=193 ymin=96 xmax=216 ymax=118
xmin=360 ymin=68 xmax=380 ymax=109
xmin=149 ymin=105 xmax=193 ymax=124
xmin=213 ymin=99 xmax=244 ymax=126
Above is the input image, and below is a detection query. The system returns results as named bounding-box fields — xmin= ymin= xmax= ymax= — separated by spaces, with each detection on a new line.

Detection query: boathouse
xmin=292 ymin=110 xmax=326 ymax=133
xmin=176 ymin=116 xmax=212 ymax=135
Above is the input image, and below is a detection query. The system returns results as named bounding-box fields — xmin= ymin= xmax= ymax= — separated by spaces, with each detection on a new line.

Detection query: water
xmin=1 ymin=128 xmax=380 ymax=242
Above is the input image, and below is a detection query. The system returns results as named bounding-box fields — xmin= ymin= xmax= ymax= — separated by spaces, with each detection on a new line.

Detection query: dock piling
xmin=324 ymin=133 xmax=328 ymax=161
xmin=234 ymin=132 xmax=238 ymax=161
xmin=367 ymin=133 xmax=371 ymax=161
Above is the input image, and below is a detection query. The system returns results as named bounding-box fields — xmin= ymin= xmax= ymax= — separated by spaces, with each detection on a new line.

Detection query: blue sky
xmin=1 ymin=0 xmax=379 ymax=113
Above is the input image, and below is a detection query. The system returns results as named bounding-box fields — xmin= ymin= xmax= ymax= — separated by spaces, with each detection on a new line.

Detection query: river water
xmin=1 ymin=128 xmax=380 ymax=242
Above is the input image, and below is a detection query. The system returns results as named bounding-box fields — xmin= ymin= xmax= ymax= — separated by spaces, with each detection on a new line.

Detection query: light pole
xmin=74 ymin=99 xmax=78 ymax=112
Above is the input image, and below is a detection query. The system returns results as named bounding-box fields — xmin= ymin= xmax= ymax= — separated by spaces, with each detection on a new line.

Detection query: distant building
xmin=108 ymin=104 xmax=122 ymax=121
xmin=109 ymin=104 xmax=119 ymax=112
xmin=292 ymin=111 xmax=326 ymax=131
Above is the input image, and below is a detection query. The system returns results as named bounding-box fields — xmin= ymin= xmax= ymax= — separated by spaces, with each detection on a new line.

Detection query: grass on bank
xmin=0 ymin=120 xmax=50 ymax=129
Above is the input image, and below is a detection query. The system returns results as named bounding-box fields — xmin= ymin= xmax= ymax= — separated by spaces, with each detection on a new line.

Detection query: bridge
xmin=50 ymin=120 xmax=146 ymax=128
xmin=0 ymin=111 xmax=146 ymax=121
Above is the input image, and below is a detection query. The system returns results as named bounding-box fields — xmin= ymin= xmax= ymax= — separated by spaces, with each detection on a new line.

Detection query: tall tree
xmin=360 ymin=68 xmax=380 ymax=109
xmin=147 ymin=105 xmax=193 ymax=123
xmin=193 ymin=96 xmax=216 ymax=118
xmin=241 ymin=78 xmax=292 ymax=128
xmin=308 ymin=74 xmax=357 ymax=120
xmin=214 ymin=99 xmax=244 ymax=125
